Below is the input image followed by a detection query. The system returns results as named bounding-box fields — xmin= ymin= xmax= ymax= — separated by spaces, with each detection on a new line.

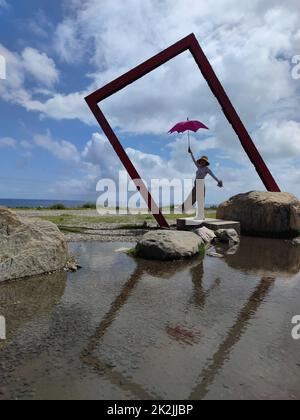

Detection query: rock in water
xmin=194 ymin=226 xmax=216 ymax=244
xmin=136 ymin=230 xmax=203 ymax=261
xmin=217 ymin=191 xmax=300 ymax=238
xmin=215 ymin=229 xmax=240 ymax=244
xmin=0 ymin=208 xmax=68 ymax=282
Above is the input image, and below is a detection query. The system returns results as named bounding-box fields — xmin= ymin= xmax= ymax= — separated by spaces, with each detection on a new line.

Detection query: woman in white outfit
xmin=179 ymin=147 xmax=223 ymax=219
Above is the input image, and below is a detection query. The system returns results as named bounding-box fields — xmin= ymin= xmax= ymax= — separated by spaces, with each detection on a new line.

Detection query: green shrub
xmin=81 ymin=203 xmax=96 ymax=209
xmin=49 ymin=203 xmax=67 ymax=210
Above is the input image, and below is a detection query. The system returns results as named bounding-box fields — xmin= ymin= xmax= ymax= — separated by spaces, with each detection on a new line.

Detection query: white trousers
xmin=182 ymin=179 xmax=205 ymax=220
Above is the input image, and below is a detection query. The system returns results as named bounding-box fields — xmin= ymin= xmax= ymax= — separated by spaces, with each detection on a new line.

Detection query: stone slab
xmin=177 ymin=218 xmax=241 ymax=235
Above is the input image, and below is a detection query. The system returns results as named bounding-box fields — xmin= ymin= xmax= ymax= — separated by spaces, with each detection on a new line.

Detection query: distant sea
xmin=0 ymin=198 xmax=217 ymax=209
xmin=0 ymin=199 xmax=91 ymax=209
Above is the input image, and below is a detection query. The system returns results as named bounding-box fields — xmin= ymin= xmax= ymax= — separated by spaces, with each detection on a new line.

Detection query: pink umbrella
xmin=168 ymin=118 xmax=209 ymax=148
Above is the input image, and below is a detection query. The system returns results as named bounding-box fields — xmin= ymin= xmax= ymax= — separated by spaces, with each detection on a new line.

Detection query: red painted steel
xmin=188 ymin=36 xmax=281 ymax=192
xmin=85 ymin=33 xmax=280 ymax=228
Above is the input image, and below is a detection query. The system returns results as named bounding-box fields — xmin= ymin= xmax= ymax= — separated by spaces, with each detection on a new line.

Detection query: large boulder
xmin=0 ymin=208 xmax=68 ymax=282
xmin=217 ymin=191 xmax=300 ymax=238
xmin=136 ymin=230 xmax=203 ymax=261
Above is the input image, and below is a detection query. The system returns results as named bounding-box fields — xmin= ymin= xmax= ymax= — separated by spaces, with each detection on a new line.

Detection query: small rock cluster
xmin=64 ymin=257 xmax=82 ymax=272
xmin=135 ymin=226 xmax=240 ymax=261
xmin=194 ymin=226 xmax=216 ymax=244
xmin=215 ymin=229 xmax=240 ymax=244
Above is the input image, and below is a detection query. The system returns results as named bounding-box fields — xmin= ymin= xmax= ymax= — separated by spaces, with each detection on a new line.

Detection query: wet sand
xmin=0 ymin=238 xmax=300 ymax=400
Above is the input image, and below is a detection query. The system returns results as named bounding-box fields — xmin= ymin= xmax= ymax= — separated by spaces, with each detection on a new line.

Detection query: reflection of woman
xmin=178 ymin=148 xmax=223 ymax=217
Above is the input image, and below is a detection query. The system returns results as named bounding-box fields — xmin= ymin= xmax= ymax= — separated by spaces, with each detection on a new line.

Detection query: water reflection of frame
xmin=80 ymin=250 xmax=277 ymax=400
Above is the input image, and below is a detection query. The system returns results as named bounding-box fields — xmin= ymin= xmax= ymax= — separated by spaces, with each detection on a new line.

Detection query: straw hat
xmin=198 ymin=155 xmax=210 ymax=166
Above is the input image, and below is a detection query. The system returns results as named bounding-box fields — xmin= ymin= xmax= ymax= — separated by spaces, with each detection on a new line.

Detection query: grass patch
xmin=35 ymin=210 xmax=217 ymax=227
xmin=59 ymin=226 xmax=87 ymax=234
xmin=198 ymin=243 xmax=206 ymax=258
xmin=38 ymin=215 xmax=75 ymax=224
xmin=125 ymin=247 xmax=139 ymax=257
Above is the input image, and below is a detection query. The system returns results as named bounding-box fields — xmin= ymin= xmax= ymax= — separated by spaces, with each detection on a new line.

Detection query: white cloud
xmin=0 ymin=137 xmax=35 ymax=151
xmin=253 ymin=120 xmax=300 ymax=159
xmin=166 ymin=136 xmax=218 ymax=174
xmin=20 ymin=140 xmax=34 ymax=149
xmin=21 ymin=47 xmax=59 ymax=87
xmin=54 ymin=18 xmax=82 ymax=63
xmin=0 ymin=137 xmax=17 ymax=148
xmin=0 ymin=43 xmax=60 ymax=109
xmin=28 ymin=91 xmax=92 ymax=124
xmin=34 ymin=131 xmax=81 ymax=163
xmin=82 ymin=132 xmax=122 ymax=179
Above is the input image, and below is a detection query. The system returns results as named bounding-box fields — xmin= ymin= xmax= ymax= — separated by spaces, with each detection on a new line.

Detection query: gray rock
xmin=136 ymin=230 xmax=203 ymax=261
xmin=225 ymin=243 xmax=240 ymax=255
xmin=217 ymin=191 xmax=300 ymax=237
xmin=0 ymin=208 xmax=68 ymax=282
xmin=291 ymin=238 xmax=300 ymax=246
xmin=194 ymin=226 xmax=216 ymax=244
xmin=215 ymin=229 xmax=240 ymax=244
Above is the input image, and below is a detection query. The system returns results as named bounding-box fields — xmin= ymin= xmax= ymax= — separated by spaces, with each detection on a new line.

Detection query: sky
xmin=0 ymin=0 xmax=300 ymax=206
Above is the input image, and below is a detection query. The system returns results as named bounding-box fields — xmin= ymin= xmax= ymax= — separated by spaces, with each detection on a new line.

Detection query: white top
xmin=196 ymin=164 xmax=218 ymax=181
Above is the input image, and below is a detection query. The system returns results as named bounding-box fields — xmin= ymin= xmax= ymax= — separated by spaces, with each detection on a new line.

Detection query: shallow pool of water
xmin=0 ymin=237 xmax=300 ymax=400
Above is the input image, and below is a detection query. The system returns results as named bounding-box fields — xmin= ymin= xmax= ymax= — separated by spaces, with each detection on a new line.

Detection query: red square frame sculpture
xmin=85 ymin=33 xmax=280 ymax=229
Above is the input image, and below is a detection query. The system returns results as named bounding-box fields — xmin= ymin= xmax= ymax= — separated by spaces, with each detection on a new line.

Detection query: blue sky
xmin=0 ymin=0 xmax=300 ymax=205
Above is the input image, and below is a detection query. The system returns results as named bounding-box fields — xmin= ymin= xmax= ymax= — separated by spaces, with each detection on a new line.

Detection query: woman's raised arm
xmin=188 ymin=147 xmax=198 ymax=167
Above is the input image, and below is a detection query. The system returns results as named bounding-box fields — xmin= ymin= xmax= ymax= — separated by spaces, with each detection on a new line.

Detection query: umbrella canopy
xmin=168 ymin=120 xmax=209 ymax=134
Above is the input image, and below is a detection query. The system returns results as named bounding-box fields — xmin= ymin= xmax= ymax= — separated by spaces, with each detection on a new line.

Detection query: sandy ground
xmin=15 ymin=209 xmax=103 ymax=218
xmin=14 ymin=209 xmax=160 ymax=243
xmin=62 ymin=228 xmax=151 ymax=243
